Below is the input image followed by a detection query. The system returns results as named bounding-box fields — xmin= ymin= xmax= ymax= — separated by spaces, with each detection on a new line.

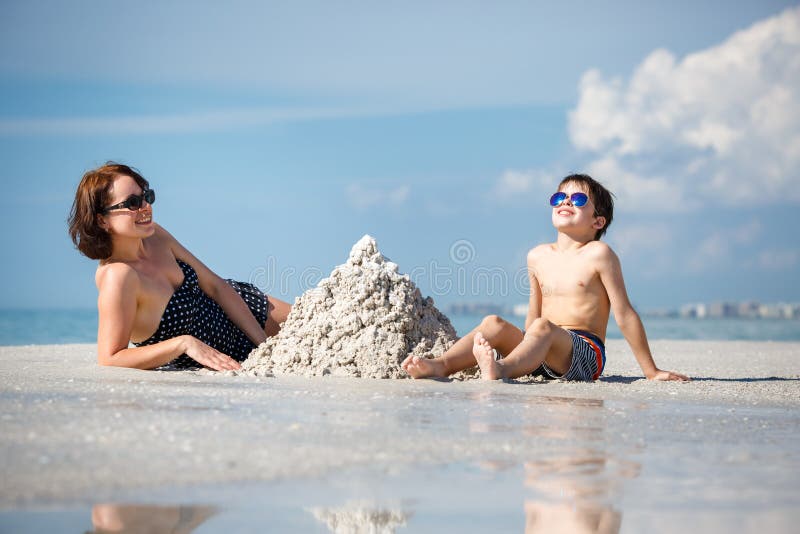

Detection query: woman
xmin=68 ymin=162 xmax=290 ymax=370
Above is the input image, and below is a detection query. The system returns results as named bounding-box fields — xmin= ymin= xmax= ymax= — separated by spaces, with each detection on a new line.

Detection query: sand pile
xmin=239 ymin=235 xmax=457 ymax=378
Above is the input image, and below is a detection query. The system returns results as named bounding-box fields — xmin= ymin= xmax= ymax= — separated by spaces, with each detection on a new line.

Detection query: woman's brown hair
xmin=68 ymin=162 xmax=150 ymax=260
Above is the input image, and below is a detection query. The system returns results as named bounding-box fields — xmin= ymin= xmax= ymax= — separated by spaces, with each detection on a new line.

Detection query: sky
xmin=1 ymin=0 xmax=799 ymax=312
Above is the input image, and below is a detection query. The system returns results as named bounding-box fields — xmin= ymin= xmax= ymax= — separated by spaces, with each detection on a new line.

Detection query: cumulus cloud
xmin=684 ymin=220 xmax=769 ymax=274
xmin=757 ymin=249 xmax=800 ymax=271
xmin=686 ymin=233 xmax=732 ymax=273
xmin=0 ymin=106 xmax=406 ymax=136
xmin=732 ymin=218 xmax=763 ymax=244
xmin=569 ymin=6 xmax=800 ymax=210
xmin=609 ymin=223 xmax=673 ymax=257
xmin=345 ymin=184 xmax=410 ymax=210
xmin=492 ymin=169 xmax=555 ymax=199
xmin=607 ymin=222 xmax=675 ymax=278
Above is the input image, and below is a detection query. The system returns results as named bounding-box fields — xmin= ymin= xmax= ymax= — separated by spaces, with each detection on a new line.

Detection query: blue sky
xmin=1 ymin=0 xmax=798 ymax=311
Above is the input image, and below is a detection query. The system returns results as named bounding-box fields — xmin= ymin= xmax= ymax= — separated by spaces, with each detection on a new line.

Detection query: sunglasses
xmin=550 ymin=191 xmax=589 ymax=207
xmin=102 ymin=188 xmax=156 ymax=214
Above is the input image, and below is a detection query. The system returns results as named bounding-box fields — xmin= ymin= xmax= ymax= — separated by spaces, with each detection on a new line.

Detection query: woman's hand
xmin=181 ymin=336 xmax=242 ymax=371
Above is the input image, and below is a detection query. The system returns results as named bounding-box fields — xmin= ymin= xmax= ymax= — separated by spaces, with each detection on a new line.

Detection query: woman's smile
xmin=135 ymin=211 xmax=153 ymax=225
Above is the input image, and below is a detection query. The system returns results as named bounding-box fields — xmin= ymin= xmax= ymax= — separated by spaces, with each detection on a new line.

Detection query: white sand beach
xmin=1 ymin=341 xmax=798 ymax=532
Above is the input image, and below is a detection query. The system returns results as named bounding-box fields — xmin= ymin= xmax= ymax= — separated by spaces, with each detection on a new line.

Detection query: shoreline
xmin=4 ymin=339 xmax=796 ymax=404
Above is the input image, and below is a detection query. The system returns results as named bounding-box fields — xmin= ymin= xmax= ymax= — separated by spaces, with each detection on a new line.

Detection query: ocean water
xmin=0 ymin=309 xmax=799 ymax=346
xmin=0 ymin=309 xmax=99 ymax=345
xmin=449 ymin=313 xmax=800 ymax=342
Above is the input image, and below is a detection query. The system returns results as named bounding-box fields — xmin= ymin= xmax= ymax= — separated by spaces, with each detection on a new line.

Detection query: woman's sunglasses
xmin=102 ymin=188 xmax=156 ymax=214
xmin=549 ymin=191 xmax=589 ymax=207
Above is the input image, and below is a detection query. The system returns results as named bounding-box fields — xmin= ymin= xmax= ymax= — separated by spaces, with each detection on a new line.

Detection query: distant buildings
xmin=639 ymin=301 xmax=800 ymax=320
xmin=512 ymin=303 xmax=529 ymax=317
xmin=678 ymin=301 xmax=800 ymax=320
xmin=447 ymin=301 xmax=800 ymax=320
xmin=446 ymin=302 xmax=508 ymax=316
xmin=445 ymin=302 xmax=530 ymax=317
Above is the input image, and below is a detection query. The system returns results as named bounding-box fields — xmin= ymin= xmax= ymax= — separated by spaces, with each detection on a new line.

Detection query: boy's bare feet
xmin=401 ymin=355 xmax=446 ymax=379
xmin=473 ymin=331 xmax=503 ymax=380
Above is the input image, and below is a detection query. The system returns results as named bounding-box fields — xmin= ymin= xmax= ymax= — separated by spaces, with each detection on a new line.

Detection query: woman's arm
xmin=96 ymin=262 xmax=241 ymax=371
xmin=156 ymin=225 xmax=268 ymax=347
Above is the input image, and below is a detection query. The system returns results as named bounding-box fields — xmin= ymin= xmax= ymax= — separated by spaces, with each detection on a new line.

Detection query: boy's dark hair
xmin=558 ymin=174 xmax=614 ymax=240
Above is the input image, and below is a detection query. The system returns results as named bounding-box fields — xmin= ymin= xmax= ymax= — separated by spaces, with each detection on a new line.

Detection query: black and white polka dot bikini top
xmin=133 ymin=259 xmax=268 ymax=367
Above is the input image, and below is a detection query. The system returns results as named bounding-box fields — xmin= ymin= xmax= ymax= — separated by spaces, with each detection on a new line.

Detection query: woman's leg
xmin=402 ymin=314 xmax=524 ymax=378
xmin=263 ymin=296 xmax=292 ymax=337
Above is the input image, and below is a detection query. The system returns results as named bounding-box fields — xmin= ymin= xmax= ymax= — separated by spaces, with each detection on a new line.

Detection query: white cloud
xmin=607 ymin=223 xmax=675 ymax=278
xmin=569 ymin=6 xmax=800 ymax=210
xmin=684 ymin=220 xmax=770 ymax=273
xmin=757 ymin=249 xmax=800 ymax=271
xmin=492 ymin=169 xmax=554 ymax=199
xmin=599 ymin=218 xmax=767 ymax=278
xmin=732 ymin=219 xmax=763 ymax=244
xmin=0 ymin=105 xmax=425 ymax=136
xmin=585 ymin=156 xmax=685 ymax=210
xmin=346 ymin=184 xmax=410 ymax=210
xmin=609 ymin=223 xmax=673 ymax=258
xmin=687 ymin=233 xmax=731 ymax=273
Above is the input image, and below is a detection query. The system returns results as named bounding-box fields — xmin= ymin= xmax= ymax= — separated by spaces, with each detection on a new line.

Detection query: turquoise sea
xmin=451 ymin=313 xmax=800 ymax=342
xmin=1 ymin=309 xmax=799 ymax=346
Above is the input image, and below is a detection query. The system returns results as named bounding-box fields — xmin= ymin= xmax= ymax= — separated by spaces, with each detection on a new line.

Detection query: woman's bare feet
xmin=473 ymin=331 xmax=503 ymax=380
xmin=401 ymin=355 xmax=447 ymax=379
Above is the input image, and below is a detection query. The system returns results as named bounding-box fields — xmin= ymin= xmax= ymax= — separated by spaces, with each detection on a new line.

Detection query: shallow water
xmin=3 ymin=395 xmax=798 ymax=533
xmin=449 ymin=313 xmax=800 ymax=342
xmin=1 ymin=343 xmax=799 ymax=533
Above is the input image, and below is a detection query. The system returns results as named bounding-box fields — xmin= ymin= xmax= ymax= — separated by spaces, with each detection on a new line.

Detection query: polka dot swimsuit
xmin=133 ymin=259 xmax=268 ymax=368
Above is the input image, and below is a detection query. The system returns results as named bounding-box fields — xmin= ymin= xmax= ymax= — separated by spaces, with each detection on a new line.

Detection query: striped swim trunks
xmin=539 ymin=329 xmax=606 ymax=382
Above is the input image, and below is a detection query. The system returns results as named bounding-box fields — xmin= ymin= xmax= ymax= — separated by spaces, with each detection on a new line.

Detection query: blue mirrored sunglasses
xmin=549 ymin=191 xmax=589 ymax=207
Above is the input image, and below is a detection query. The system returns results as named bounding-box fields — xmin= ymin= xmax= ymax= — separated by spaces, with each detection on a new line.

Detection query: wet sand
xmin=1 ymin=341 xmax=798 ymax=532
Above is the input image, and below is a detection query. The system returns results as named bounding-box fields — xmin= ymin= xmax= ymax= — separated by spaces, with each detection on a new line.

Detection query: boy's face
xmin=551 ymin=181 xmax=605 ymax=236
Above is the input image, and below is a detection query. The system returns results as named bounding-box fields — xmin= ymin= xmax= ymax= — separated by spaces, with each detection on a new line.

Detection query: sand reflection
xmin=89 ymin=504 xmax=216 ymax=533
xmin=523 ymin=451 xmax=636 ymax=534
xmin=309 ymin=501 xmax=412 ymax=533
xmin=519 ymin=397 xmax=639 ymax=534
xmin=524 ymin=499 xmax=621 ymax=534
xmin=466 ymin=394 xmax=640 ymax=533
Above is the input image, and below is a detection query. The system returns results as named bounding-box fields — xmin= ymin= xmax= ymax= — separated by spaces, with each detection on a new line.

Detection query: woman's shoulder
xmin=95 ymin=261 xmax=141 ymax=293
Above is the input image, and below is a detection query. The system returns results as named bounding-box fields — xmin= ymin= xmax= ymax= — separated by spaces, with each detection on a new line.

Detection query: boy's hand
xmin=647 ymin=369 xmax=690 ymax=381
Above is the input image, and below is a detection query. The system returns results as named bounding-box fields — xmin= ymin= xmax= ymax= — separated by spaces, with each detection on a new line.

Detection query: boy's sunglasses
xmin=102 ymin=188 xmax=156 ymax=214
xmin=550 ymin=191 xmax=589 ymax=207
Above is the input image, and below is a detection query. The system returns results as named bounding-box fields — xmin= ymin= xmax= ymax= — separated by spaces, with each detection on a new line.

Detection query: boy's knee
xmin=479 ymin=314 xmax=505 ymax=334
xmin=527 ymin=318 xmax=553 ymax=337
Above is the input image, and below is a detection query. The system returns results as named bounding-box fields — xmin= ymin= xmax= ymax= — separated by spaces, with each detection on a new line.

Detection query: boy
xmin=402 ymin=174 xmax=689 ymax=382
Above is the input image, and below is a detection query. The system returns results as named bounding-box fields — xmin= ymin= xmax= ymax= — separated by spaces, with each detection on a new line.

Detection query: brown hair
xmin=68 ymin=162 xmax=149 ymax=260
xmin=558 ymin=173 xmax=615 ymax=240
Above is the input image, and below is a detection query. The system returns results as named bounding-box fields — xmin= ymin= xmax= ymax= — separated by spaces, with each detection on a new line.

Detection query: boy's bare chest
xmin=535 ymin=257 xmax=599 ymax=298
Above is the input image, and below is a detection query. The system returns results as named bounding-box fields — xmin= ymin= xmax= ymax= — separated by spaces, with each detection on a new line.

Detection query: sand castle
xmin=239 ymin=235 xmax=457 ymax=378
